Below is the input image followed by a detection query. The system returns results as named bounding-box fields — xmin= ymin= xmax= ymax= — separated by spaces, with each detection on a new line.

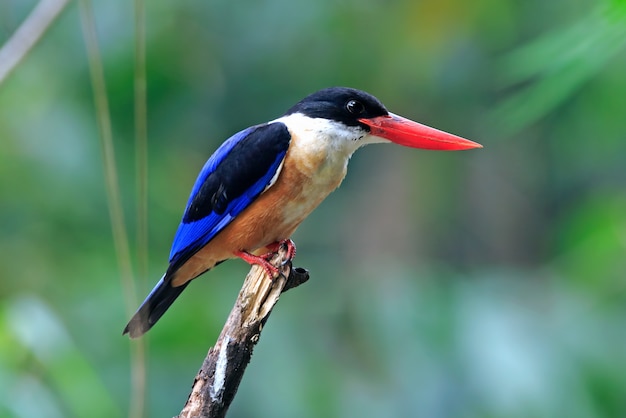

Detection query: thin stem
xmin=134 ymin=0 xmax=149 ymax=289
xmin=0 ymin=0 xmax=70 ymax=85
xmin=78 ymin=2 xmax=145 ymax=417
xmin=132 ymin=0 xmax=149 ymax=417
xmin=78 ymin=0 xmax=136 ymax=311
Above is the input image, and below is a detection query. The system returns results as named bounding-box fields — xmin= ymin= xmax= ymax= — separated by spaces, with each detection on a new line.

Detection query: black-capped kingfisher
xmin=123 ymin=87 xmax=481 ymax=338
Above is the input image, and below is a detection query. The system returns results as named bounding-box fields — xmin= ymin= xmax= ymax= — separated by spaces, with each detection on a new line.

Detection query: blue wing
xmin=167 ymin=121 xmax=291 ymax=275
xmin=123 ymin=121 xmax=291 ymax=337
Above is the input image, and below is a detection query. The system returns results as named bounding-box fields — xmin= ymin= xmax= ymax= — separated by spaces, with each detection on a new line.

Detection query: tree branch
xmin=177 ymin=244 xmax=310 ymax=418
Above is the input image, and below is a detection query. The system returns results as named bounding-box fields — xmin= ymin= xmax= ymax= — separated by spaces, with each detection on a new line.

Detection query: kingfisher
xmin=123 ymin=87 xmax=481 ymax=338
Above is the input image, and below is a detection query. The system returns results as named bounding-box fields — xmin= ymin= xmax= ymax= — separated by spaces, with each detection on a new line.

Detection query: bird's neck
xmin=275 ymin=113 xmax=362 ymax=181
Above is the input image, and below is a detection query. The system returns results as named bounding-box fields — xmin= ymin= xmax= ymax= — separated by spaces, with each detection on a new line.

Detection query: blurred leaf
xmin=489 ymin=3 xmax=626 ymax=135
xmin=551 ymin=193 xmax=626 ymax=296
xmin=3 ymin=296 xmax=121 ymax=418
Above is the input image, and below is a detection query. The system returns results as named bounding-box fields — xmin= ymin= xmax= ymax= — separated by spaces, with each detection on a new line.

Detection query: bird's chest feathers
xmin=285 ymin=129 xmax=354 ymax=193
xmin=258 ymin=126 xmax=357 ymax=234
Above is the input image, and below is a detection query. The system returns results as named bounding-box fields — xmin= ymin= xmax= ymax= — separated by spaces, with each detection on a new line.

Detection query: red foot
xmin=234 ymin=250 xmax=279 ymax=278
xmin=234 ymin=239 xmax=297 ymax=279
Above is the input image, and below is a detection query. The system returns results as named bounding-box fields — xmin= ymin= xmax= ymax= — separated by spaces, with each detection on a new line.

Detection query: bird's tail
xmin=123 ymin=275 xmax=189 ymax=338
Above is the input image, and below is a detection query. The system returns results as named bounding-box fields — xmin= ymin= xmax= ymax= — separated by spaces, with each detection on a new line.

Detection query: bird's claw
xmin=279 ymin=238 xmax=296 ymax=262
xmin=265 ymin=239 xmax=296 ymax=263
xmin=235 ymin=250 xmax=279 ymax=277
xmin=235 ymin=239 xmax=296 ymax=279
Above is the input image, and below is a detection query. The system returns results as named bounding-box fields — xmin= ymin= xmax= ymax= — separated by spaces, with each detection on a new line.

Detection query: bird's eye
xmin=346 ymin=100 xmax=365 ymax=115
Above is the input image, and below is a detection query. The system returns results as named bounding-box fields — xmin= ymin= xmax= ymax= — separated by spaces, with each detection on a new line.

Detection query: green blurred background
xmin=1 ymin=0 xmax=626 ymax=417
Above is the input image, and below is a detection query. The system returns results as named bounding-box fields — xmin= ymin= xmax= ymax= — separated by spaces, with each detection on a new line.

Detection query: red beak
xmin=359 ymin=113 xmax=482 ymax=151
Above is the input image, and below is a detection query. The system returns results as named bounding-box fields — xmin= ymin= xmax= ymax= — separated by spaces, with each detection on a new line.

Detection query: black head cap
xmin=284 ymin=87 xmax=389 ymax=127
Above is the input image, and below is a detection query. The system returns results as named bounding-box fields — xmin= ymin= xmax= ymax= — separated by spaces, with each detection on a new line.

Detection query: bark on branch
xmin=177 ymin=244 xmax=309 ymax=418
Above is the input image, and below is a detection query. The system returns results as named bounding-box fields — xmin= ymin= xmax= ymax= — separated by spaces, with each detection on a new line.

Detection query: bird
xmin=123 ymin=86 xmax=481 ymax=338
